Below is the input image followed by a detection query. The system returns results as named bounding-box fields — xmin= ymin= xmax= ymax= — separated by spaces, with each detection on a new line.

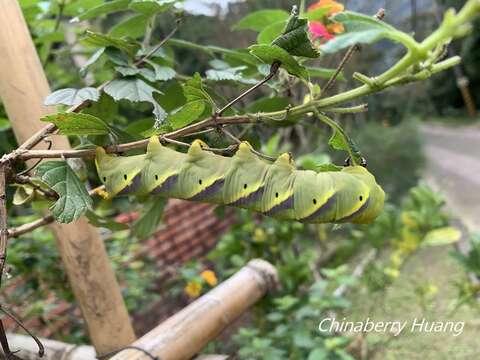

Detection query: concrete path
xmin=420 ymin=123 xmax=480 ymax=232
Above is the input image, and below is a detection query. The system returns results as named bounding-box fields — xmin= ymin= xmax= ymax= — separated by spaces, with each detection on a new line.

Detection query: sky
xmin=183 ymin=0 xmax=245 ymax=16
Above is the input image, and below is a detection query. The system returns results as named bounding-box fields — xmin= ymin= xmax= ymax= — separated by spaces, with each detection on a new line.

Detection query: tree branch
xmin=215 ymin=62 xmax=280 ymax=117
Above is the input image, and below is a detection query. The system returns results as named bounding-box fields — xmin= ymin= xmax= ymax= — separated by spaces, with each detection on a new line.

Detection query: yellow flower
xmin=200 ymin=270 xmax=218 ymax=287
xmin=253 ymin=228 xmax=267 ymax=243
xmin=184 ymin=280 xmax=202 ymax=298
xmin=309 ymin=0 xmax=344 ymax=17
xmin=401 ymin=211 xmax=417 ymax=228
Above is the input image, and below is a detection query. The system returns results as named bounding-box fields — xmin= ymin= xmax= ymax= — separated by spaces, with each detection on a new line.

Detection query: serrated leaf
xmin=44 ymin=87 xmax=100 ymax=106
xmin=104 ymin=78 xmax=167 ymax=122
xmin=249 ymin=44 xmax=309 ymax=80
xmin=109 ymin=14 xmax=149 ymax=39
xmin=132 ymin=197 xmax=166 ymax=238
xmin=71 ymin=0 xmax=131 ymax=21
xmin=183 ymin=73 xmax=211 ymax=103
xmin=115 ymin=65 xmax=140 ymax=76
xmin=80 ymin=48 xmax=105 ymax=76
xmin=321 ymin=11 xmax=410 ymax=54
xmin=205 ymin=66 xmax=256 ymax=84
xmin=146 ymin=61 xmax=176 ymax=81
xmin=41 ymin=113 xmax=110 ymax=136
xmin=232 ymin=9 xmax=289 ymax=32
xmin=83 ymin=30 xmax=140 ymax=57
xmin=36 ymin=162 xmax=92 ymax=223
xmin=166 ymin=73 xmax=210 ymax=129
xmin=272 ymin=9 xmax=319 ymax=58
xmin=129 ymin=0 xmax=176 ymax=15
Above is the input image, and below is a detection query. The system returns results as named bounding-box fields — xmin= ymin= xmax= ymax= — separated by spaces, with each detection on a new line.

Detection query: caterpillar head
xmin=95 ymin=147 xmax=145 ymax=198
xmin=341 ymin=166 xmax=385 ymax=224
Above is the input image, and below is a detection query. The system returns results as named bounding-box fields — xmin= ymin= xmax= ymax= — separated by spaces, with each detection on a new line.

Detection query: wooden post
xmin=111 ymin=259 xmax=279 ymax=360
xmin=0 ymin=0 xmax=135 ymax=353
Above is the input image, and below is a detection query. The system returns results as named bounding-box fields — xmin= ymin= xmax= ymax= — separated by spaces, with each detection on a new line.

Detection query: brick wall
xmin=2 ymin=199 xmax=235 ymax=339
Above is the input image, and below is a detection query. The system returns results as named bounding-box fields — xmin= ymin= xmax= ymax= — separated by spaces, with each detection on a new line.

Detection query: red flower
xmin=307 ymin=0 xmax=345 ymax=42
xmin=309 ymin=22 xmax=335 ymax=40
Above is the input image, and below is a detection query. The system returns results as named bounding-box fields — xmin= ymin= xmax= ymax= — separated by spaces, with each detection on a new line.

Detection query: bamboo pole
xmin=110 ymin=259 xmax=279 ymax=360
xmin=1 ymin=333 xmax=231 ymax=360
xmin=0 ymin=0 xmax=135 ymax=353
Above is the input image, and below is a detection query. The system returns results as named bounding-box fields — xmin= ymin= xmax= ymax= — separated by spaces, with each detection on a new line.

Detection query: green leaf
xmin=105 ymin=47 xmax=130 ymax=66
xmin=132 ymin=197 xmax=166 ymax=238
xmin=422 ymin=227 xmax=462 ymax=247
xmin=307 ymin=66 xmax=344 ymax=80
xmin=304 ymin=6 xmax=332 ymax=21
xmin=168 ymin=100 xmax=205 ymax=130
xmin=328 ymin=129 xmax=348 ymax=151
xmin=44 ymin=87 xmax=100 ymax=106
xmin=166 ymin=73 xmax=210 ymax=129
xmin=247 ymin=97 xmax=290 ymax=113
xmin=71 ymin=0 xmax=131 ymax=21
xmin=129 ymin=0 xmax=176 ymax=15
xmin=206 ymin=66 xmax=256 ymax=84
xmin=82 ymin=93 xmax=118 ymax=123
xmin=232 ymin=9 xmax=289 ymax=32
xmin=82 ymin=30 xmax=140 ymax=57
xmin=257 ymin=21 xmax=286 ymax=44
xmin=272 ymin=9 xmax=319 ymax=58
xmin=0 ymin=118 xmax=11 ymax=132
xmin=41 ymin=113 xmax=110 ymax=136
xmin=321 ymin=11 xmax=410 ymax=54
xmin=80 ymin=48 xmax=105 ymax=76
xmin=36 ymin=162 xmax=92 ymax=223
xmin=308 ymin=348 xmax=328 ymax=360
xmin=249 ymin=44 xmax=309 ymax=80
xmin=183 ymin=73 xmax=211 ymax=103
xmin=85 ymin=211 xmax=129 ymax=231
xmin=115 ymin=66 xmax=140 ymax=77
xmin=109 ymin=14 xmax=149 ymax=39
xmin=146 ymin=61 xmax=176 ymax=81
xmin=104 ymin=78 xmax=167 ymax=122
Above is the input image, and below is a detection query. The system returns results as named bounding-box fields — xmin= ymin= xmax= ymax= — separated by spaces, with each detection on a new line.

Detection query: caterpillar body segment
xmin=95 ymin=137 xmax=385 ymax=224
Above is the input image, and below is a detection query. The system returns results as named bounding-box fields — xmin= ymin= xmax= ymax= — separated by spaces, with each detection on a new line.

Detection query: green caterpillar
xmin=95 ymin=137 xmax=385 ymax=224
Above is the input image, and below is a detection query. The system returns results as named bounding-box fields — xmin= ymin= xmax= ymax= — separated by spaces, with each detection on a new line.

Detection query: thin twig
xmin=215 ymin=61 xmax=280 ymax=117
xmin=0 ymin=166 xmax=8 ymax=287
xmin=0 ymin=165 xmax=17 ymax=358
xmin=0 ymin=305 xmax=45 ymax=357
xmin=16 ymin=115 xmax=253 ymax=160
xmin=135 ymin=22 xmax=180 ymax=66
xmin=7 ymin=186 xmax=105 ymax=239
xmin=322 ymin=8 xmax=386 ymax=94
xmin=221 ymin=128 xmax=276 ymax=162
